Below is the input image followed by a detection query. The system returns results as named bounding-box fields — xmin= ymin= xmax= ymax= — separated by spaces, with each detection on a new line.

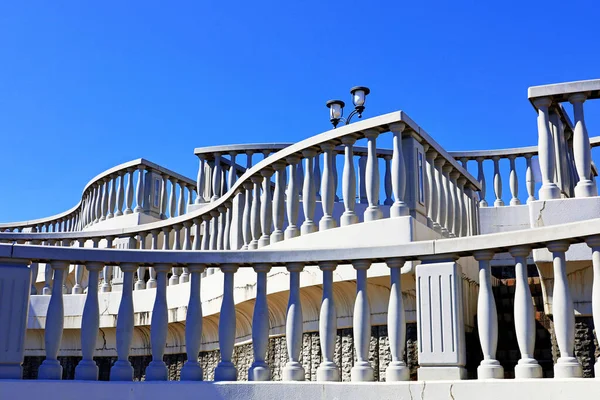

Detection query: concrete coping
xmin=528 ymin=78 xmax=600 ymax=103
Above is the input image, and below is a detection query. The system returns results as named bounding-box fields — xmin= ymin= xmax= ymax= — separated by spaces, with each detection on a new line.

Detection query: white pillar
xmin=427 ymin=151 xmax=440 ymax=232
xmin=38 ymin=261 xmax=69 ymax=380
xmin=214 ymin=264 xmax=239 ymax=381
xmin=473 ymin=251 xmax=504 ymax=379
xmin=317 ymin=261 xmax=340 ymax=381
xmin=107 ymin=175 xmax=116 ymax=218
xmin=134 ymin=166 xmax=145 ymax=213
xmin=100 ymin=179 xmax=108 ymax=221
xmin=109 ymin=263 xmax=136 ymax=381
xmin=301 ymin=150 xmax=318 ymax=235
xmin=178 ymin=182 xmax=185 ymax=216
xmin=547 ymin=240 xmax=583 ymax=378
xmin=248 ymin=264 xmax=272 ymax=381
xmin=210 ymin=210 xmax=219 ymax=250
xmin=242 ymin=181 xmax=253 ymax=250
xmin=492 ymin=156 xmax=504 ymax=207
xmin=125 ymin=169 xmax=134 ymax=214
xmin=196 ymin=156 xmax=206 ymax=204
xmin=169 ymin=178 xmax=177 ymax=218
xmin=212 ymin=153 xmax=223 ymax=201
xmin=145 ymin=263 xmax=170 ymax=380
xmin=509 ymin=155 xmax=521 ymax=205
xmin=285 ymin=156 xmax=301 ymax=239
xmin=435 ymin=159 xmax=448 ymax=235
xmin=364 ymin=130 xmax=382 ymax=221
xmin=385 ymin=258 xmax=409 ymax=381
xmin=319 ymin=142 xmax=337 ymax=231
xmin=509 ymin=246 xmax=542 ymax=378
xmin=570 ymin=93 xmax=597 ymax=197
xmin=116 ymin=173 xmax=125 ymax=216
xmin=585 ymin=236 xmax=600 ymax=377
xmin=74 ymin=262 xmax=102 ymax=380
xmin=340 ymin=136 xmax=359 ymax=226
xmin=351 ymin=260 xmax=374 ymax=381
xmin=283 ymin=262 xmax=305 ymax=381
xmin=180 ymin=263 xmax=206 ymax=381
xmin=533 ymin=97 xmax=560 ymax=200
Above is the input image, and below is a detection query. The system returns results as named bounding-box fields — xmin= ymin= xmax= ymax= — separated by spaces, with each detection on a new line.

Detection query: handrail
xmin=4 ymin=216 xmax=599 ymax=265
xmin=0 ymin=159 xmax=196 ymax=231
xmin=0 ymin=110 xmax=481 ymax=243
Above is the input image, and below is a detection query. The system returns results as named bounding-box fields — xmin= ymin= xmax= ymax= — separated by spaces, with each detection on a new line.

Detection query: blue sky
xmin=1 ymin=1 xmax=599 ymax=222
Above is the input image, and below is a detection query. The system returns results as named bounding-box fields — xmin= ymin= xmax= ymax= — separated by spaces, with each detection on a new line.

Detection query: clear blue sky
xmin=1 ymin=1 xmax=599 ymax=222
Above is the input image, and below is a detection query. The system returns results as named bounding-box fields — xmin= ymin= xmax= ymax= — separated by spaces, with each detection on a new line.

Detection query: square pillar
xmin=0 ymin=262 xmax=32 ymax=379
xmin=416 ymin=261 xmax=467 ymax=380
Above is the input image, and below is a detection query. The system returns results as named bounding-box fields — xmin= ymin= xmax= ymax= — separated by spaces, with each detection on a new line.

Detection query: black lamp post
xmin=326 ymin=86 xmax=371 ymax=128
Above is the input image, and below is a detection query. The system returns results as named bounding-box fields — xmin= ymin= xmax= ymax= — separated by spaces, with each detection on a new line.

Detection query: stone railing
xmin=1 ymin=216 xmax=599 ymax=381
xmin=528 ymin=79 xmax=599 ymax=201
xmin=0 ymin=159 xmax=197 ymax=233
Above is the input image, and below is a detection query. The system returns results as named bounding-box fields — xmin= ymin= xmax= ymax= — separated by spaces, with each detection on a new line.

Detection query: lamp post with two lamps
xmin=325 ymin=86 xmax=370 ymax=128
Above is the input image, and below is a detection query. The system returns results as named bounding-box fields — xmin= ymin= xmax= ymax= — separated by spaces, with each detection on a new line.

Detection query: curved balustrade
xmin=0 ymin=112 xmax=480 ymax=257
xmin=2 ymin=216 xmax=600 ymax=381
xmin=0 ymin=159 xmax=197 ymax=233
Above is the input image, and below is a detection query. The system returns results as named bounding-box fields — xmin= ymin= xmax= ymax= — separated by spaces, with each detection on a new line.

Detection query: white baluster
xmin=271 ymin=162 xmax=286 ymax=244
xmin=169 ymin=178 xmax=177 ymax=218
xmin=570 ymin=93 xmax=597 ymax=197
xmin=258 ymin=169 xmax=273 ymax=247
xmin=509 ymin=246 xmax=542 ymax=378
xmin=210 ymin=210 xmax=219 ymax=250
xmin=492 ymin=156 xmax=504 ymax=207
xmin=196 ymin=156 xmax=206 ymax=204
xmin=145 ymin=263 xmax=170 ymax=380
xmin=525 ymin=155 xmax=536 ymax=203
xmin=99 ymin=179 xmax=108 ymax=221
xmin=100 ymin=236 xmax=113 ymax=293
xmin=547 ymin=240 xmax=582 ymax=378
xmin=585 ymin=236 xmax=600 ymax=377
xmin=249 ymin=175 xmax=262 ymax=249
xmin=351 ymin=260 xmax=374 ymax=381
xmin=340 ymin=136 xmax=358 ymax=226
xmin=457 ymin=177 xmax=468 ymax=237
xmin=124 ymin=168 xmax=134 ymax=214
xmin=212 ymin=153 xmax=222 ymax=201
xmin=285 ymin=156 xmax=301 ymax=239
xmin=107 ymin=176 xmax=116 ymax=218
xmin=473 ymin=251 xmax=503 ymax=379
xmin=390 ymin=122 xmax=409 ymax=217
xmin=533 ymin=97 xmax=560 ymax=200
xmin=509 ymin=155 xmax=521 ymax=205
xmin=249 ymin=263 xmax=272 ymax=381
xmin=116 ymin=173 xmax=125 ymax=216
xmin=192 ymin=218 xmax=201 ymax=250
xmin=217 ymin=206 xmax=226 ymax=250
xmin=160 ymin=174 xmax=168 ymax=219
xmin=146 ymin=231 xmax=158 ymax=289
xmin=178 ymin=182 xmax=185 ymax=216
xmin=364 ymin=130 xmax=382 ymax=221
xmin=134 ymin=166 xmax=145 ymax=213
xmin=242 ymin=182 xmax=253 ymax=250
xmin=180 ymin=263 xmax=206 ymax=381
xmin=109 ymin=263 xmax=136 ymax=381
xmin=319 ymin=143 xmax=336 ymax=231
xmin=282 ymin=262 xmax=305 ymax=381
xmin=214 ymin=264 xmax=239 ymax=381
xmin=316 ymin=261 xmax=340 ymax=381
xmin=301 ymin=150 xmax=317 ymax=234
xmin=74 ymin=261 xmax=103 ymax=380
xmin=72 ymin=239 xmax=85 ymax=294
xmin=450 ymin=171 xmax=461 ymax=236
xmin=427 ymin=151 xmax=440 ymax=231
xmin=30 ymin=261 xmax=39 ymax=295
xmin=38 ymin=261 xmax=69 ymax=380
xmin=476 ymin=157 xmax=488 ymax=207
xmin=135 ymin=234 xmax=147 ymax=291
xmin=314 ymin=152 xmax=322 ymax=201
xmin=385 ymin=258 xmax=409 ymax=381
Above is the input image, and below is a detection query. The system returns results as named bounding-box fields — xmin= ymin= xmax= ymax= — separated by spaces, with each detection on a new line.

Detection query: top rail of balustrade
xmin=2 ymin=216 xmax=599 ymax=266
xmin=0 ymin=110 xmax=480 ymax=243
xmin=528 ymin=79 xmax=600 ymax=104
xmin=0 ymin=158 xmax=195 ymax=232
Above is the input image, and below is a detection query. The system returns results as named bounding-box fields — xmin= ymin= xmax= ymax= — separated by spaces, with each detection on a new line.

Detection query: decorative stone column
xmin=364 ymin=130 xmax=382 ymax=222
xmin=533 ymin=97 xmax=560 ymax=200
xmin=180 ymin=263 xmax=206 ymax=381
xmin=109 ymin=263 xmax=136 ymax=381
xmin=390 ymin=122 xmax=409 ymax=217
xmin=214 ymin=264 xmax=239 ymax=381
xmin=249 ymin=263 xmax=272 ymax=381
xmin=385 ymin=258 xmax=409 ymax=381
xmin=145 ymin=263 xmax=170 ymax=381
xmin=317 ymin=261 xmax=340 ymax=381
xmin=283 ymin=262 xmax=305 ymax=381
xmin=351 ymin=260 xmax=374 ymax=381
xmin=569 ymin=93 xmax=597 ymax=197
xmin=340 ymin=136 xmax=359 ymax=226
